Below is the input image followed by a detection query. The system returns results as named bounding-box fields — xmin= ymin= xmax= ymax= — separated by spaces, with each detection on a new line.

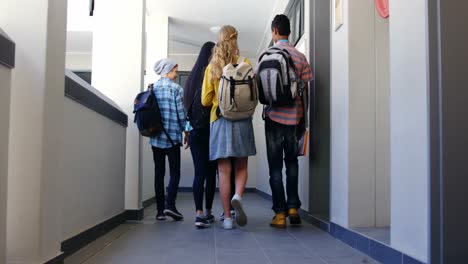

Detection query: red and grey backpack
xmin=255 ymin=46 xmax=303 ymax=106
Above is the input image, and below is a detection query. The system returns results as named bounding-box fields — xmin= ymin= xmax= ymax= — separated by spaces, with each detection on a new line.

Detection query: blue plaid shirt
xmin=149 ymin=78 xmax=188 ymax=149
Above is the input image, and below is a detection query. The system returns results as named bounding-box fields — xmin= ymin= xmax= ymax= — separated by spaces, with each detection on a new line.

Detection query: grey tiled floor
xmin=65 ymin=193 xmax=380 ymax=264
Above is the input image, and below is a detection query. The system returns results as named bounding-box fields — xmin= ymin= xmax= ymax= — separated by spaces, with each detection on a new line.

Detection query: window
xmin=287 ymin=0 xmax=305 ymax=46
xmin=268 ymin=0 xmax=305 ymax=48
xmin=176 ymin=71 xmax=190 ymax=87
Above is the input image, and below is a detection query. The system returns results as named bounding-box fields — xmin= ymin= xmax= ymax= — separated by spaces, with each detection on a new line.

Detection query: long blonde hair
xmin=209 ymin=25 xmax=240 ymax=83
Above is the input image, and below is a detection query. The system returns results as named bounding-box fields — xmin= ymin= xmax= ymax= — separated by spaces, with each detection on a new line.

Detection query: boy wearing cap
xmin=150 ymin=58 xmax=189 ymax=221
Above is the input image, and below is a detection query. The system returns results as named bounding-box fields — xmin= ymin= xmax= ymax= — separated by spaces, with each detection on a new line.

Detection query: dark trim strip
xmin=44 ymin=253 xmax=65 ymax=264
xmin=428 ymin=0 xmax=442 ymax=263
xmin=328 ymin=222 xmax=425 ymax=264
xmin=308 ymin=0 xmax=332 ymax=217
xmin=65 ymin=76 xmax=128 ymax=127
xmin=61 ymin=211 xmax=126 ymax=258
xmin=142 ymin=197 xmax=156 ymax=209
xmin=255 ymin=189 xmax=425 ymax=264
xmin=125 ymin=209 xmax=144 ymax=221
xmin=254 ymin=189 xmax=273 ymax=202
xmin=298 ymin=209 xmax=330 ymax=232
xmin=0 ymin=29 xmax=15 ymax=69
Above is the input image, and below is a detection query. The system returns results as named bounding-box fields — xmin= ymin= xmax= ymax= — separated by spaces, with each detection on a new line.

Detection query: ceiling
xmin=148 ymin=0 xmax=279 ymax=58
xmin=66 ymin=0 xmax=279 ymax=58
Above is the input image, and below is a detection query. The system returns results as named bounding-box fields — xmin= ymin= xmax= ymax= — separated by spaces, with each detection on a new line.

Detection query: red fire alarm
xmin=376 ymin=0 xmax=389 ymax=18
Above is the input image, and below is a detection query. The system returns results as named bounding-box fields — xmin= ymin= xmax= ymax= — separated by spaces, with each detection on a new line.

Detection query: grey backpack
xmin=255 ymin=46 xmax=302 ymax=106
xmin=218 ymin=57 xmax=258 ymax=121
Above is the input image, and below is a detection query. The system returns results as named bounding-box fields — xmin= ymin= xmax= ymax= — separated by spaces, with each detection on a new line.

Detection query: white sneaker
xmin=223 ymin=217 xmax=233 ymax=230
xmin=220 ymin=210 xmax=236 ymax=221
xmin=231 ymin=194 xmax=247 ymax=227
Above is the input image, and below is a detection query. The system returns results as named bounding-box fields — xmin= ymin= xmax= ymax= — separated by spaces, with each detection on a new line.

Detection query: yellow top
xmin=201 ymin=57 xmax=252 ymax=123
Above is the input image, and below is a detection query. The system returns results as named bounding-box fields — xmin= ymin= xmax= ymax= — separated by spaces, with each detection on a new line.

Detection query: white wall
xmin=256 ymin=0 xmax=290 ymax=57
xmin=330 ymin=0 xmax=350 ymax=227
xmin=141 ymin=14 xmax=169 ymax=202
xmin=169 ymin=54 xmax=197 ymax=72
xmin=62 ymin=94 xmax=126 ymax=241
xmin=92 ymin=0 xmax=146 ymax=211
xmin=0 ymin=64 xmax=12 ymax=264
xmin=1 ymin=0 xmax=67 ymax=262
xmin=141 ymin=138 xmax=154 ymax=202
xmin=145 ymin=14 xmax=169 ymax=85
xmin=389 ymin=0 xmax=429 ymax=262
xmin=66 ymin=52 xmax=92 ymax=71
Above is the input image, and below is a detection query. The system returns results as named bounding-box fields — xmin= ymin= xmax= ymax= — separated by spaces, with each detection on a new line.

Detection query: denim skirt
xmin=209 ymin=117 xmax=257 ymax=161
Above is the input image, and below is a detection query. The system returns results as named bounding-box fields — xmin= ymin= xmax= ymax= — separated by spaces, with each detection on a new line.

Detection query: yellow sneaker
xmin=288 ymin=208 xmax=302 ymax=226
xmin=270 ymin=212 xmax=287 ymax=229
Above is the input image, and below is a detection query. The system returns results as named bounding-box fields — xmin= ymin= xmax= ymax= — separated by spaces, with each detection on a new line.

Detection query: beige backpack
xmin=218 ymin=57 xmax=258 ymax=121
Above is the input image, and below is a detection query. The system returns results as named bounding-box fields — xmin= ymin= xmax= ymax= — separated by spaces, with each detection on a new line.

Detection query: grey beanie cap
xmin=154 ymin=58 xmax=177 ymax=76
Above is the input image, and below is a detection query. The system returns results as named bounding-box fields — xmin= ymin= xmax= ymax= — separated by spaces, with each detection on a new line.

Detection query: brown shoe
xmin=270 ymin=212 xmax=287 ymax=229
xmin=288 ymin=208 xmax=302 ymax=226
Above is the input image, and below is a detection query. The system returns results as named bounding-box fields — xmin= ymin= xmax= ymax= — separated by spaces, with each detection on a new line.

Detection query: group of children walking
xmin=145 ymin=14 xmax=313 ymax=230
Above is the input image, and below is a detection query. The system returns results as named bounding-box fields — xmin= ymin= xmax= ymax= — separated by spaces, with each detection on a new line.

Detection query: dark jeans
xmin=265 ymin=118 xmax=302 ymax=213
xmin=152 ymin=145 xmax=181 ymax=212
xmin=190 ymin=127 xmax=217 ymax=212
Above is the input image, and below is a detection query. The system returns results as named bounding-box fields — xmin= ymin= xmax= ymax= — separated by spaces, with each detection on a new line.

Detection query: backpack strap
xmin=161 ymin=125 xmax=175 ymax=147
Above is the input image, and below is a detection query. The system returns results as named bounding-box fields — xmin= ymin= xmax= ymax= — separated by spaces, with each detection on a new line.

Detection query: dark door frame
xmin=428 ymin=0 xmax=468 ymax=262
xmin=308 ymin=0 xmax=331 ymax=218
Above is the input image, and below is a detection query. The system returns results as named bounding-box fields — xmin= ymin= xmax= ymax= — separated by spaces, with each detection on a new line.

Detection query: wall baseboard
xmin=125 ymin=209 xmax=144 ymax=221
xmin=254 ymin=190 xmax=425 ymax=264
xmin=253 ymin=189 xmax=273 ymax=201
xmin=298 ymin=209 xmax=330 ymax=232
xmin=61 ymin=211 xmax=127 ymax=259
xmin=44 ymin=253 xmax=65 ymax=264
xmin=328 ymin=222 xmax=425 ymax=264
xmin=142 ymin=197 xmax=156 ymax=209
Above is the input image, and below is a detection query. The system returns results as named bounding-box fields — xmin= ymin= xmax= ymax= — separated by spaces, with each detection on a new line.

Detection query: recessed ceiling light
xmin=210 ymin=26 xmax=221 ymax=34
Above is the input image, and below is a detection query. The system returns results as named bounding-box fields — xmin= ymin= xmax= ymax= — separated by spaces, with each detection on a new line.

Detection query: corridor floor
xmin=65 ymin=193 xmax=380 ymax=264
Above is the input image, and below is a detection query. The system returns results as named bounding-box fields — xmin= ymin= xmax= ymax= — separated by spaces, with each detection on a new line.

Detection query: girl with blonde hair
xmin=201 ymin=25 xmax=256 ymax=230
